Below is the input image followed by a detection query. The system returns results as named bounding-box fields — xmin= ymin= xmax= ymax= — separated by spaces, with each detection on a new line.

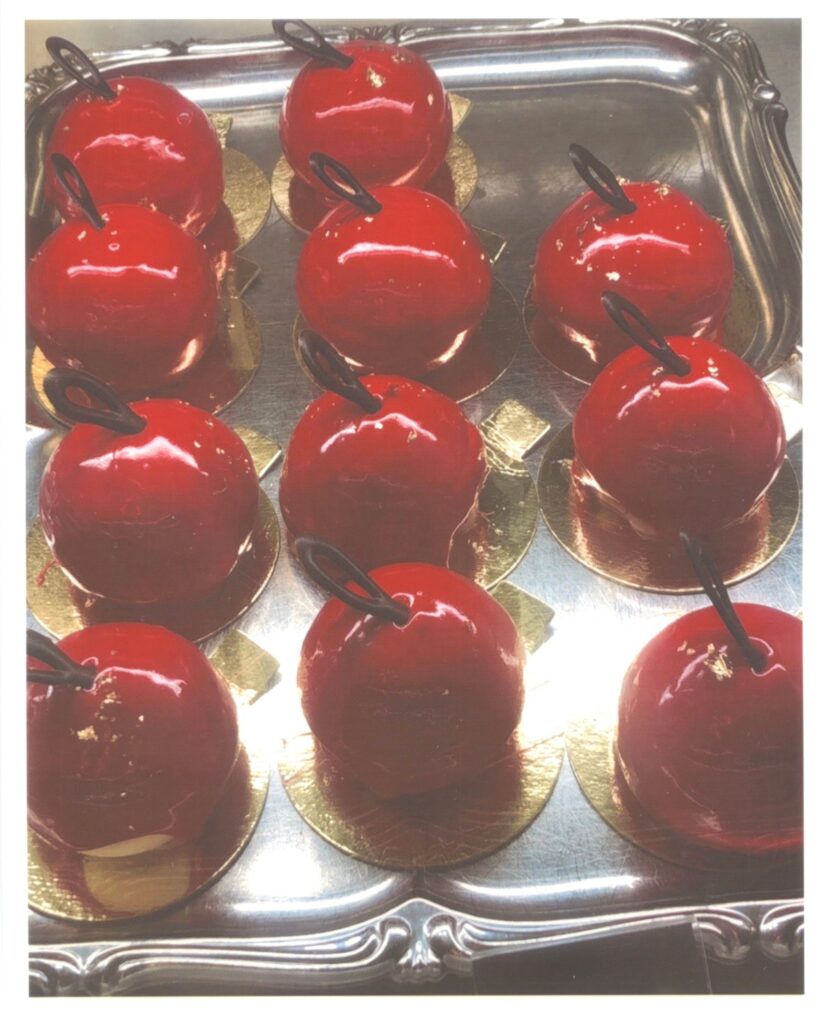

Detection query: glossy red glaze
xmin=27 ymin=204 xmax=219 ymax=395
xmin=299 ymin=564 xmax=525 ymax=798
xmin=40 ymin=399 xmax=258 ymax=605
xmin=533 ymin=181 xmax=733 ymax=375
xmin=28 ymin=623 xmax=239 ymax=855
xmin=297 ymin=187 xmax=492 ymax=377
xmin=572 ymin=336 xmax=786 ymax=539
xmin=45 ymin=77 xmax=223 ymax=235
xmin=280 ymin=39 xmax=451 ymax=195
xmin=280 ymin=375 xmax=487 ymax=569
xmin=616 ymin=604 xmax=802 ymax=854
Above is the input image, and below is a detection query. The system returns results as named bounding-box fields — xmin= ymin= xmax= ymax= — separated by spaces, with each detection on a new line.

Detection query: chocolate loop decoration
xmin=297 ymin=330 xmax=382 ymax=413
xmin=568 ymin=144 xmax=637 ymax=215
xmin=49 ymin=154 xmax=106 ymax=231
xmin=681 ymin=533 xmax=766 ymax=672
xmin=45 ymin=36 xmax=118 ymax=101
xmin=43 ymin=368 xmax=147 ymax=435
xmin=27 ymin=630 xmax=96 ymax=689
xmin=309 ymin=153 xmax=383 ymax=215
xmin=295 ymin=537 xmax=412 ymax=627
xmin=601 ymin=291 xmax=691 ymax=377
xmin=272 ymin=20 xmax=354 ymax=69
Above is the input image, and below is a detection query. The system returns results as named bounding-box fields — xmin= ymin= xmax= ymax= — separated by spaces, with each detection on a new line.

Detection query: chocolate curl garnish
xmin=568 ymin=144 xmax=637 ymax=215
xmin=273 ymin=20 xmax=354 ymax=69
xmin=44 ymin=368 xmax=147 ymax=435
xmin=601 ymin=291 xmax=691 ymax=377
xmin=309 ymin=153 xmax=382 ymax=215
xmin=681 ymin=533 xmax=766 ymax=672
xmin=298 ymin=330 xmax=382 ymax=413
xmin=27 ymin=630 xmax=96 ymax=690
xmin=45 ymin=36 xmax=117 ymax=101
xmin=295 ymin=537 xmax=412 ymax=627
xmin=50 ymin=154 xmax=105 ymax=231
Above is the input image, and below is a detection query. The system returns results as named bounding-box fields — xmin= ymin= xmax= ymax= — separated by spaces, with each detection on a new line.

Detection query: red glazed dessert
xmin=616 ymin=602 xmax=802 ymax=854
xmin=572 ymin=293 xmax=785 ymax=540
xmin=27 ymin=625 xmax=239 ymax=856
xmin=297 ymin=541 xmax=525 ymax=799
xmin=28 ymin=157 xmax=219 ymax=395
xmin=532 ymin=145 xmax=733 ymax=376
xmin=39 ymin=370 xmax=258 ymax=606
xmin=43 ymin=38 xmax=223 ymax=234
xmin=280 ymin=333 xmax=487 ymax=570
xmin=275 ymin=21 xmax=452 ymax=197
xmin=297 ymin=155 xmax=492 ymax=377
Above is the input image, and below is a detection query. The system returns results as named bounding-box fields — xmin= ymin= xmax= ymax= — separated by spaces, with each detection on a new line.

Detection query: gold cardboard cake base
xmin=279 ymin=666 xmax=562 ymax=871
xmin=207 ymin=111 xmax=273 ymax=249
xmin=294 ymin=277 xmax=523 ymax=404
xmin=450 ymin=400 xmax=550 ymax=589
xmin=537 ymin=425 xmax=800 ymax=593
xmin=271 ymin=93 xmax=476 ymax=233
xmin=28 ymin=631 xmax=278 ymax=922
xmin=27 ymin=492 xmax=280 ymax=644
xmin=524 ymin=272 xmax=760 ymax=386
xmin=222 ymin=147 xmax=273 ymax=249
xmin=566 ymin=705 xmax=799 ymax=872
xmin=31 ymin=288 xmax=263 ymax=424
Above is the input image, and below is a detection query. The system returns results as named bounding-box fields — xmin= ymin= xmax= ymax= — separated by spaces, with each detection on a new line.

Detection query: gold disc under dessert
xmin=279 ymin=645 xmax=562 ymax=871
xmin=29 ymin=631 xmax=279 ymax=922
xmin=537 ymin=424 xmax=800 ymax=593
xmin=222 ymin=147 xmax=273 ymax=249
xmin=206 ymin=111 xmax=273 ymax=249
xmin=31 ymin=290 xmax=262 ymax=425
xmin=294 ymin=277 xmax=523 ymax=404
xmin=27 ymin=491 xmax=280 ymax=645
xmin=524 ymin=271 xmax=760 ymax=386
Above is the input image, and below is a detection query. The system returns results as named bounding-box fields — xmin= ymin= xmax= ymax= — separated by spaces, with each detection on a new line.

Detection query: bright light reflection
xmin=338 ymin=242 xmax=457 ymax=270
xmin=67 ymin=263 xmax=179 ymax=281
xmin=319 ymin=413 xmax=437 ymax=455
xmin=86 ymin=133 xmax=184 ymax=162
xmin=79 ymin=435 xmax=201 ymax=473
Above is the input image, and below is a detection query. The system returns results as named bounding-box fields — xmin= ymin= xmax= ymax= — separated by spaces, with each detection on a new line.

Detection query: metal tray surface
xmin=25 ymin=19 xmax=802 ymax=994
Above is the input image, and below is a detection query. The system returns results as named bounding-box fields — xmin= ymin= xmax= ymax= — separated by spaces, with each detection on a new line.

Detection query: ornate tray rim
xmin=25 ymin=18 xmax=803 ymax=994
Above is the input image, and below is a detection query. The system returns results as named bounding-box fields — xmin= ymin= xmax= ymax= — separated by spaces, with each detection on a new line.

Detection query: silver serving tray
xmin=25 ymin=19 xmax=802 ymax=995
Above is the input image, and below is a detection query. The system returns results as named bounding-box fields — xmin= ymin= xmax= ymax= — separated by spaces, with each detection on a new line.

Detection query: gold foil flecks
xmin=279 ymin=680 xmax=563 ymax=871
xmin=233 ymin=428 xmax=282 ymax=481
xmin=704 ymin=650 xmax=734 ymax=681
xmin=480 ymin=399 xmax=551 ymax=462
xmin=27 ymin=492 xmax=280 ymax=643
xmin=449 ymin=92 xmax=472 ymax=130
xmin=366 ymin=66 xmax=385 ymax=88
xmin=28 ymin=631 xmax=272 ymax=922
xmin=491 ymin=582 xmax=554 ymax=654
xmin=537 ymin=424 xmax=801 ymax=594
xmin=222 ymin=147 xmax=273 ymax=250
xmin=209 ymin=631 xmax=280 ymax=705
xmin=207 ymin=111 xmax=234 ymax=148
xmin=294 ymin=278 xmax=523 ymax=404
xmin=31 ymin=295 xmax=262 ymax=424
